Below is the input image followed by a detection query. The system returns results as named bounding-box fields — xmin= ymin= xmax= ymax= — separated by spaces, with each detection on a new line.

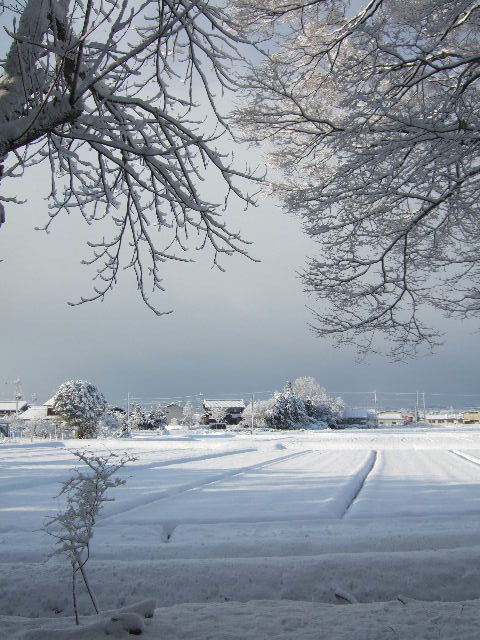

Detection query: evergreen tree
xmin=53 ymin=380 xmax=107 ymax=439
xmin=127 ymin=406 xmax=149 ymax=431
xmin=293 ymin=377 xmax=344 ymax=427
xmin=148 ymin=405 xmax=167 ymax=430
xmin=265 ymin=382 xmax=309 ymax=430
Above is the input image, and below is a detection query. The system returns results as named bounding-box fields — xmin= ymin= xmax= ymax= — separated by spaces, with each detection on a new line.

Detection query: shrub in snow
xmin=210 ymin=406 xmax=228 ymax=424
xmin=265 ymin=382 xmax=309 ymax=430
xmin=182 ymin=401 xmax=195 ymax=427
xmin=97 ymin=408 xmax=127 ymax=438
xmin=43 ymin=450 xmax=136 ymax=625
xmin=22 ymin=418 xmax=63 ymax=439
xmin=3 ymin=415 xmax=23 ymax=436
xmin=127 ymin=405 xmax=166 ymax=430
xmin=127 ymin=406 xmax=149 ymax=431
xmin=53 ymin=381 xmax=107 ymax=439
xmin=293 ymin=377 xmax=344 ymax=428
xmin=242 ymin=397 xmax=275 ymax=429
xmin=147 ymin=405 xmax=167 ymax=430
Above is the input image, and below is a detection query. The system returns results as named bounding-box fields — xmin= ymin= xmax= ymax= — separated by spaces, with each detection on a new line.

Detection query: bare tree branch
xmin=232 ymin=0 xmax=480 ymax=358
xmin=0 ymin=0 xmax=259 ymax=312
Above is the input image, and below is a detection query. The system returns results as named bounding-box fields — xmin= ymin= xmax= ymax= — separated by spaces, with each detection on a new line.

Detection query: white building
xmin=377 ymin=411 xmax=413 ymax=426
xmin=0 ymin=400 xmax=28 ymax=417
xmin=425 ymin=412 xmax=461 ymax=425
xmin=18 ymin=397 xmax=57 ymax=421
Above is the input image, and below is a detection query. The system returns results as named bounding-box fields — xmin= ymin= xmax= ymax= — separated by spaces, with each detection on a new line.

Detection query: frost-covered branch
xmin=232 ymin=0 xmax=480 ymax=358
xmin=0 ymin=0 xmax=259 ymax=312
xmin=43 ymin=449 xmax=137 ymax=624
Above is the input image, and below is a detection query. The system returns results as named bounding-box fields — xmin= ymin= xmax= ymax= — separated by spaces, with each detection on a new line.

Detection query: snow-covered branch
xmin=232 ymin=0 xmax=480 ymax=358
xmin=0 ymin=0 xmax=258 ymax=311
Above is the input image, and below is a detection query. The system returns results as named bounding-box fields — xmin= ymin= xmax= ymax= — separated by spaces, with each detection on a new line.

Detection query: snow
xmin=203 ymin=400 xmax=246 ymax=409
xmin=1 ymin=427 xmax=480 ymax=638
xmin=0 ymin=400 xmax=28 ymax=413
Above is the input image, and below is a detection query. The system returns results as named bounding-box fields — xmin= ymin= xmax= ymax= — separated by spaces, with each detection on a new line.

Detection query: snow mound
xmin=4 ymin=599 xmax=480 ymax=640
xmin=20 ymin=600 xmax=155 ymax=640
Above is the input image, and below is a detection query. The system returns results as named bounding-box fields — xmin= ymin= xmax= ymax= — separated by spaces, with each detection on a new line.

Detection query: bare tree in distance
xmin=232 ymin=0 xmax=480 ymax=358
xmin=0 ymin=0 xmax=258 ymax=313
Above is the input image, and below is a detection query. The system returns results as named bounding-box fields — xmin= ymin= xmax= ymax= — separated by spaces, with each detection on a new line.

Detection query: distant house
xmin=462 ymin=410 xmax=480 ymax=424
xmin=203 ymin=399 xmax=246 ymax=425
xmin=425 ymin=412 xmax=461 ymax=425
xmin=18 ymin=397 xmax=57 ymax=421
xmin=0 ymin=400 xmax=28 ymax=417
xmin=377 ymin=411 xmax=411 ymax=426
xmin=164 ymin=403 xmax=184 ymax=425
xmin=341 ymin=409 xmax=377 ymax=427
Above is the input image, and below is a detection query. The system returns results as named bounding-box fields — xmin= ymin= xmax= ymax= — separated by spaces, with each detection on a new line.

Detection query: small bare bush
xmin=43 ymin=450 xmax=137 ymax=624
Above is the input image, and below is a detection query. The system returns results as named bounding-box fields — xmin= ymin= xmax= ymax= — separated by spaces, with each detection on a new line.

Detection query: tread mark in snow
xmin=0 ymin=449 xmax=259 ymax=494
xmin=449 ymin=450 xmax=480 ymax=467
xmin=133 ymin=448 xmax=259 ymax=473
xmin=98 ymin=449 xmax=311 ymax=524
xmin=341 ymin=450 xmax=378 ymax=518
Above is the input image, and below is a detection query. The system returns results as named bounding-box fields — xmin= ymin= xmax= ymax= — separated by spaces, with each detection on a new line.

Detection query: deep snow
xmin=1 ymin=427 xmax=480 ymax=638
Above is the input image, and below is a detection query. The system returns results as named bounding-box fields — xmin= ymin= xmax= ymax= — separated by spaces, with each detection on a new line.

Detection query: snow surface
xmin=1 ymin=427 xmax=480 ymax=638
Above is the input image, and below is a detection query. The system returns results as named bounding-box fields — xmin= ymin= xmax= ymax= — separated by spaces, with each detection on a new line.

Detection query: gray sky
xmin=2 ymin=153 xmax=479 ymax=411
xmin=0 ymin=6 xmax=479 ymax=411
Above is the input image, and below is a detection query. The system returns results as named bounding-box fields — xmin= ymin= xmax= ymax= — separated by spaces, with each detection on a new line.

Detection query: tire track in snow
xmin=340 ymin=450 xmax=378 ymax=518
xmin=449 ymin=449 xmax=480 ymax=467
xmin=98 ymin=449 xmax=311 ymax=524
xmin=124 ymin=448 xmax=258 ymax=473
xmin=0 ymin=448 xmax=258 ymax=493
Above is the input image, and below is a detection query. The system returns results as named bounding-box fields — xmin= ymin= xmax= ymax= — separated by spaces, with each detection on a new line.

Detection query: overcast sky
xmin=1 ymin=6 xmax=479 ymax=411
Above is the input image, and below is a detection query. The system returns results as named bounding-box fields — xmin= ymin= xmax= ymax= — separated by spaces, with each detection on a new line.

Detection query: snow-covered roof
xmin=44 ymin=396 xmax=56 ymax=407
xmin=0 ymin=400 xmax=28 ymax=412
xmin=203 ymin=400 xmax=246 ymax=410
xmin=343 ymin=409 xmax=371 ymax=419
xmin=18 ymin=406 xmax=49 ymax=421
xmin=378 ymin=412 xmax=405 ymax=420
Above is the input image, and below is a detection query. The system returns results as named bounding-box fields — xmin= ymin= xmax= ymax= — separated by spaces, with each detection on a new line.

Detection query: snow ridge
xmin=341 ymin=450 xmax=377 ymax=518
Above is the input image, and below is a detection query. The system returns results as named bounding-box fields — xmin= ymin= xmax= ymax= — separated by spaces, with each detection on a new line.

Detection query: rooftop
xmin=0 ymin=400 xmax=28 ymax=412
xmin=203 ymin=400 xmax=246 ymax=410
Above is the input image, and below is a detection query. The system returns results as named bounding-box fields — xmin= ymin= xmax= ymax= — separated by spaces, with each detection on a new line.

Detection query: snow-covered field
xmin=1 ymin=427 xmax=480 ymax=638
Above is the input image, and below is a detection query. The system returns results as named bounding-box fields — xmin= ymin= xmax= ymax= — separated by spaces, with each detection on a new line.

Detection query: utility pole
xmin=416 ymin=390 xmax=419 ymax=423
xmin=422 ymin=391 xmax=426 ymax=422
xmin=251 ymin=392 xmax=255 ymax=434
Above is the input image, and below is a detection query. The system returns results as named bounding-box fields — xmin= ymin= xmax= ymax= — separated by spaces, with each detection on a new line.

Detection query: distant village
xmin=1 ymin=394 xmax=480 ymax=437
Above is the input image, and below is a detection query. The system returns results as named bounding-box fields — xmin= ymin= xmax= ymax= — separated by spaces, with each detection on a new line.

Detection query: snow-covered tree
xmin=242 ymin=397 xmax=276 ymax=428
xmin=264 ymin=382 xmax=309 ymax=430
xmin=127 ymin=406 xmax=149 ymax=431
xmin=53 ymin=380 xmax=107 ymax=439
xmin=182 ymin=401 xmax=195 ymax=427
xmin=293 ymin=377 xmax=344 ymax=427
xmin=147 ymin=405 xmax=167 ymax=431
xmin=233 ymin=0 xmax=480 ymax=357
xmin=0 ymin=0 xmax=257 ymax=313
xmin=21 ymin=417 xmax=62 ymax=439
xmin=210 ymin=406 xmax=228 ymax=424
xmin=97 ymin=408 xmax=124 ymax=438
